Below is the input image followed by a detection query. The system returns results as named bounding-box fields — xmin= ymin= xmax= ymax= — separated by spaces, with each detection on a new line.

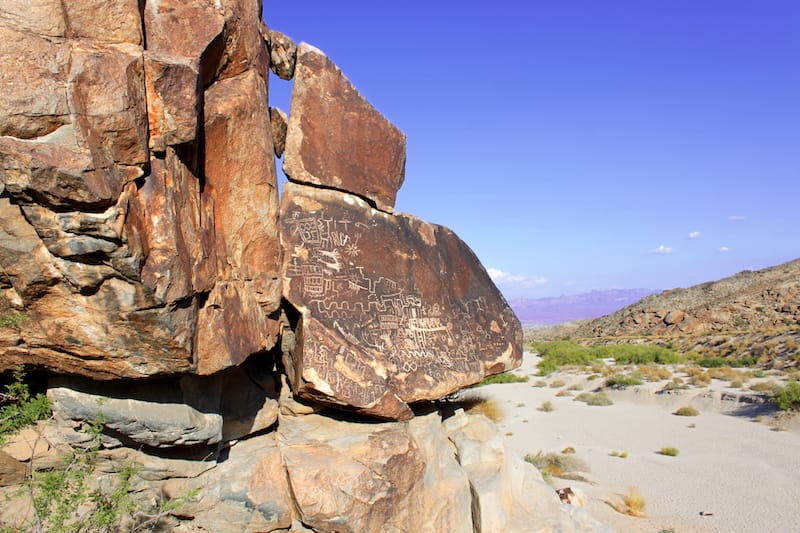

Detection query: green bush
xmin=659 ymin=446 xmax=679 ymax=457
xmin=673 ymin=406 xmax=699 ymax=417
xmin=574 ymin=392 xmax=614 ymax=406
xmin=0 ymin=312 xmax=25 ymax=328
xmin=531 ymin=341 xmax=684 ymax=375
xmin=0 ymin=366 xmax=51 ymax=443
xmin=773 ymin=380 xmax=800 ymax=411
xmin=697 ymin=356 xmax=758 ymax=368
xmin=474 ymin=372 xmax=529 ymax=387
xmin=605 ymin=374 xmax=644 ymax=389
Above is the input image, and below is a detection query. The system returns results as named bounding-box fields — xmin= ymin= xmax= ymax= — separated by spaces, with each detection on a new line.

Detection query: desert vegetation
xmin=474 ymin=372 xmax=529 ymax=387
xmin=524 ymin=451 xmax=590 ymax=481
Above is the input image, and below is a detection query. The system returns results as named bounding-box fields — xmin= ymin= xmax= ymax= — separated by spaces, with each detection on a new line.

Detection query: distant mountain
xmin=509 ymin=289 xmax=657 ymax=325
xmin=574 ymin=258 xmax=800 ymax=338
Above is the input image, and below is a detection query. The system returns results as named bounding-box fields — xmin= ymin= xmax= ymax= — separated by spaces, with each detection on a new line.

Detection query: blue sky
xmin=264 ymin=1 xmax=800 ymax=299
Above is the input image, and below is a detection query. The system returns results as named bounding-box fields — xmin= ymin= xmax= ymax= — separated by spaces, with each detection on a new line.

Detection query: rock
xmin=444 ymin=411 xmax=612 ymax=533
xmin=664 ymin=309 xmax=685 ymax=325
xmin=277 ymin=411 xmax=472 ymax=533
xmin=1 ymin=427 xmax=51 ymax=462
xmin=0 ymin=450 xmax=26 ymax=487
xmin=270 ymin=107 xmax=289 ymax=157
xmin=280 ymin=182 xmax=521 ymax=419
xmin=283 ymin=43 xmax=406 ymax=212
xmin=144 ymin=54 xmax=200 ymax=152
xmin=198 ymin=68 xmax=282 ymax=374
xmin=48 ymin=364 xmax=279 ymax=447
xmin=165 ymin=435 xmax=295 ymax=532
xmin=265 ymin=27 xmax=297 ymax=80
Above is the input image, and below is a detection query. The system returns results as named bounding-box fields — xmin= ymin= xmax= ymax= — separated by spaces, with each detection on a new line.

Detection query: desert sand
xmin=476 ymin=352 xmax=800 ymax=532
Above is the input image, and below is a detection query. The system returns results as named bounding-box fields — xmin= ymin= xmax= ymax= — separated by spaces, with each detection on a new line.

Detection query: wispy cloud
xmin=688 ymin=231 xmax=701 ymax=239
xmin=719 ymin=246 xmax=730 ymax=252
xmin=487 ymin=268 xmax=547 ymax=288
xmin=649 ymin=245 xmax=673 ymax=255
xmin=728 ymin=215 xmax=746 ymax=221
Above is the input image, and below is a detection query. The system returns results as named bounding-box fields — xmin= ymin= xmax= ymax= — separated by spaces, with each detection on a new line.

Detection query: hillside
xmin=574 ymin=258 xmax=800 ymax=338
xmin=509 ymin=288 xmax=656 ymax=325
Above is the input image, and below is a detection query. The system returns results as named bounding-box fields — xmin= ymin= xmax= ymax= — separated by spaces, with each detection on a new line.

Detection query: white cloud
xmin=487 ymin=268 xmax=547 ymax=288
xmin=649 ymin=245 xmax=673 ymax=255
xmin=688 ymin=231 xmax=701 ymax=239
xmin=728 ymin=215 xmax=746 ymax=221
xmin=719 ymin=246 xmax=730 ymax=252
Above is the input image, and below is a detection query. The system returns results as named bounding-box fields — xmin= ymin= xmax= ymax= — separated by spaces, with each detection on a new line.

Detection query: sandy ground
xmin=475 ymin=352 xmax=800 ymax=533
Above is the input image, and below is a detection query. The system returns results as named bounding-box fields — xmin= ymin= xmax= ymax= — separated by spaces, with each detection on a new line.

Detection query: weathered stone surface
xmin=663 ymin=309 xmax=686 ymax=325
xmin=48 ymin=363 xmax=278 ymax=447
xmin=283 ymin=43 xmax=406 ymax=212
xmin=144 ymin=55 xmax=200 ymax=152
xmin=278 ymin=411 xmax=472 ymax=533
xmin=265 ymin=27 xmax=297 ymax=80
xmin=280 ymin=182 xmax=521 ymax=419
xmin=143 ymin=0 xmax=226 ymax=63
xmin=162 ymin=435 xmax=295 ymax=532
xmin=197 ymin=68 xmax=282 ymax=374
xmin=0 ymin=451 xmax=26 ymax=487
xmin=270 ymin=107 xmax=289 ymax=157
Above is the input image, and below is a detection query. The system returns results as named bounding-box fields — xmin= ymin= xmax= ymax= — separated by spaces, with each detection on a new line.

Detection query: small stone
xmin=269 ymin=107 xmax=288 ymax=157
xmin=265 ymin=28 xmax=297 ymax=80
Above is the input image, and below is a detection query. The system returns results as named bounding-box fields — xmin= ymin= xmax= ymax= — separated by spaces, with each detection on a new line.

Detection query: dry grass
xmin=459 ymin=394 xmax=504 ymax=422
xmin=607 ymin=486 xmax=646 ymax=517
xmin=549 ymin=379 xmax=566 ymax=388
xmin=555 ymin=389 xmax=573 ymax=397
xmin=538 ymin=400 xmax=556 ymax=412
xmin=524 ymin=451 xmax=590 ymax=480
xmin=659 ymin=446 xmax=680 ymax=457
xmin=674 ymin=406 xmax=699 ymax=417
xmin=575 ymin=392 xmax=614 ymax=406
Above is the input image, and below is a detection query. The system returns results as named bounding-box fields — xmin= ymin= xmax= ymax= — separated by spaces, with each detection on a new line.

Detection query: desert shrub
xmin=605 ymin=374 xmax=644 ymax=389
xmin=697 ymin=356 xmax=758 ymax=368
xmin=621 ymin=487 xmax=646 ymax=516
xmin=561 ymin=446 xmax=576 ymax=454
xmin=638 ymin=365 xmax=673 ymax=382
xmin=549 ymin=379 xmax=566 ymax=388
xmin=674 ymin=406 xmax=699 ymax=417
xmin=524 ymin=451 xmax=589 ymax=479
xmin=689 ymin=372 xmax=711 ymax=386
xmin=567 ymin=383 xmax=583 ymax=391
xmin=750 ymin=381 xmax=779 ymax=393
xmin=0 ymin=366 xmax=51 ymax=444
xmin=474 ymin=372 xmax=529 ymax=387
xmin=532 ymin=379 xmax=547 ymax=388
xmin=773 ymin=381 xmax=800 ymax=411
xmin=575 ymin=392 xmax=613 ymax=406
xmin=659 ymin=446 xmax=679 ymax=456
xmin=594 ymin=344 xmax=684 ymax=365
xmin=620 ymin=451 xmax=628 ymax=458
xmin=609 ymin=450 xmax=619 ymax=457
xmin=555 ymin=389 xmax=572 ymax=397
xmin=538 ymin=400 xmax=555 ymax=412
xmin=730 ymin=380 xmax=744 ymax=388
xmin=659 ymin=381 xmax=689 ymax=392
xmin=586 ymin=374 xmax=600 ymax=381
xmin=532 ymin=341 xmax=599 ymax=375
xmin=459 ymin=394 xmax=504 ymax=422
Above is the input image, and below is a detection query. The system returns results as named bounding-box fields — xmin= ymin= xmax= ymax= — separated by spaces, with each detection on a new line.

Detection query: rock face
xmin=281 ymin=183 xmax=521 ymax=419
xmin=283 ymin=43 xmax=407 ymax=213
xmin=0 ymin=0 xmax=282 ymax=378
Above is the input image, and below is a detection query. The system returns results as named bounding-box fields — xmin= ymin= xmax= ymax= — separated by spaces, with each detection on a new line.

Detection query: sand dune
xmin=476 ymin=353 xmax=800 ymax=532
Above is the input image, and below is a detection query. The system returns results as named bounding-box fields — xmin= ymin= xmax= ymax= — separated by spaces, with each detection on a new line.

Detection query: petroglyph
xmin=280 ymin=183 xmax=522 ymax=419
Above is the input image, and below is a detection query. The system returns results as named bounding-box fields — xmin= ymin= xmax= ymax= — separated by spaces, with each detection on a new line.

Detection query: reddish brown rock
xmin=144 ymin=55 xmax=200 ymax=152
xmin=269 ymin=107 xmax=288 ymax=157
xmin=264 ymin=27 xmax=297 ymax=80
xmin=664 ymin=309 xmax=686 ymax=325
xmin=197 ymin=69 xmax=282 ymax=374
xmin=283 ymin=43 xmax=406 ymax=213
xmin=280 ymin=183 xmax=521 ymax=420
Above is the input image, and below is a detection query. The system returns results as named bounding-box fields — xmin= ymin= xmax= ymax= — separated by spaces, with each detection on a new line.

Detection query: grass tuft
xmin=659 ymin=446 xmax=679 ymax=457
xmin=474 ymin=372 xmax=529 ymax=387
xmin=574 ymin=392 xmax=614 ymax=406
xmin=673 ymin=406 xmax=699 ymax=417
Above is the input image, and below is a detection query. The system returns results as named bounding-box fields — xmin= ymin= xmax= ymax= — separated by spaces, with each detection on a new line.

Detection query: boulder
xmin=283 ymin=43 xmax=406 ymax=212
xmin=265 ymin=27 xmax=297 ymax=80
xmin=280 ymin=182 xmax=521 ymax=419
xmin=48 ymin=363 xmax=279 ymax=447
xmin=664 ymin=309 xmax=686 ymax=325
xmin=270 ymin=107 xmax=289 ymax=157
xmin=277 ymin=411 xmax=472 ymax=533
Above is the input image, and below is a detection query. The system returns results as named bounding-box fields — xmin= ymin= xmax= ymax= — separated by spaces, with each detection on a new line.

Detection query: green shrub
xmin=659 ymin=446 xmax=679 ymax=456
xmin=532 ymin=341 xmax=684 ymax=375
xmin=594 ymin=344 xmax=684 ymax=365
xmin=697 ymin=356 xmax=758 ymax=368
xmin=0 ymin=312 xmax=25 ymax=328
xmin=474 ymin=372 xmax=529 ymax=387
xmin=773 ymin=381 xmax=800 ymax=411
xmin=524 ymin=451 xmax=589 ymax=479
xmin=575 ymin=392 xmax=614 ymax=406
xmin=0 ymin=366 xmax=51 ymax=443
xmin=531 ymin=341 xmax=599 ymax=375
xmin=605 ymin=374 xmax=644 ymax=389
xmin=673 ymin=406 xmax=699 ymax=417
